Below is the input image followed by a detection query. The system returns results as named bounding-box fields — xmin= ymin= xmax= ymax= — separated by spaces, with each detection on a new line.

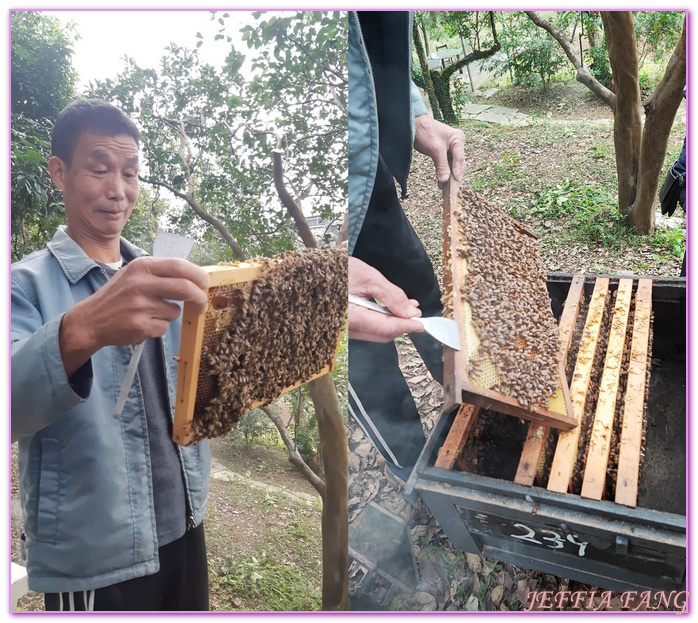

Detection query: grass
xmin=215 ymin=550 xmax=321 ymax=611
xmin=455 ymin=105 xmax=685 ymax=269
xmin=205 ymin=476 xmax=322 ymax=611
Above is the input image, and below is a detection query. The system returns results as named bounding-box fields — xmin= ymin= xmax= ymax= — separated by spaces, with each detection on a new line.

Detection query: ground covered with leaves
xmin=348 ymin=79 xmax=686 ymax=612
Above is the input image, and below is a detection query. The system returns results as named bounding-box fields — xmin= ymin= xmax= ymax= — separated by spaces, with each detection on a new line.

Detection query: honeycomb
xmin=184 ymin=247 xmax=347 ymax=444
xmin=455 ymin=188 xmax=565 ymax=413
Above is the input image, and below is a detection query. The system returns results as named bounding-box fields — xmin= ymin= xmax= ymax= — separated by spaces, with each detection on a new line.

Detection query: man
xmin=347 ymin=12 xmax=466 ymax=483
xmin=11 ymin=99 xmax=211 ymax=610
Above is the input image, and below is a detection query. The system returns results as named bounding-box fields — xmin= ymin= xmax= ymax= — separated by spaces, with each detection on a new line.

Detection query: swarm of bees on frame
xmin=456 ymin=188 xmax=560 ymax=410
xmin=186 ymin=247 xmax=347 ymax=444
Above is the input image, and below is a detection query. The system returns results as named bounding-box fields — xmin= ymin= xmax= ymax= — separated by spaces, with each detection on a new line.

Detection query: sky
xmin=45 ymin=9 xmax=259 ymax=89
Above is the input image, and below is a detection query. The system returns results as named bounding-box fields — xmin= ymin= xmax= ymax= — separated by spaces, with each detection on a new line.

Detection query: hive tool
xmin=348 ymin=293 xmax=461 ymax=351
xmin=113 ymin=232 xmax=195 ymax=418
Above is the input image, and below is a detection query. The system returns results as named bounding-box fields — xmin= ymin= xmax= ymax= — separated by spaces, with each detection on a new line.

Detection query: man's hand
xmin=349 ymin=256 xmax=424 ymax=343
xmin=414 ymin=114 xmax=465 ymax=185
xmin=59 ymin=257 xmax=210 ymax=378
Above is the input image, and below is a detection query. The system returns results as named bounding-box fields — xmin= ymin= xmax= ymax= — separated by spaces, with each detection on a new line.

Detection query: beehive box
xmin=407 ymin=274 xmax=686 ymax=592
xmin=173 ymin=247 xmax=347 ymax=445
xmin=442 ymin=182 xmax=575 ymax=430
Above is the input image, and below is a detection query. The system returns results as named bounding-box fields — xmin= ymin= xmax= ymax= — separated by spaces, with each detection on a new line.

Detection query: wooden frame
xmin=173 ymin=261 xmax=339 ymax=445
xmin=581 ymin=278 xmax=634 ymax=499
xmin=442 ymin=177 xmax=576 ymax=431
xmin=515 ymin=274 xmax=586 ymax=485
xmin=615 ymin=279 xmax=653 ymax=506
xmin=547 ymin=278 xmax=610 ymax=493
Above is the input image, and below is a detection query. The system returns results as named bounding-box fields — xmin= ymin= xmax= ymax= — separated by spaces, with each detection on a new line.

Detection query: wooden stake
xmin=581 ymin=279 xmax=633 ymax=500
xmin=548 ymin=278 xmax=609 ymax=494
xmin=515 ymin=275 xmax=585 ymax=485
xmin=615 ymin=279 xmax=653 ymax=507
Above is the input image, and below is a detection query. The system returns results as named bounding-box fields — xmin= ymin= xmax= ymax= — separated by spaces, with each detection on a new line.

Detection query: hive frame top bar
xmin=442 ymin=177 xmax=575 ymax=431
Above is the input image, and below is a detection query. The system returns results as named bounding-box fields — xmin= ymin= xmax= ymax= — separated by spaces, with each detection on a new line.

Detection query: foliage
xmin=11 ymin=11 xmax=78 ymax=262
xmin=120 ymin=186 xmax=170 ymax=253
xmin=633 ymin=11 xmax=684 ymax=63
xmin=217 ymin=551 xmax=321 ymax=610
xmin=332 ymin=330 xmax=348 ymax=417
xmin=288 ymin=388 xmax=320 ymax=462
xmin=227 ymin=409 xmax=278 ymax=450
xmin=530 ymin=179 xmax=625 ymax=248
xmin=585 ymin=45 xmax=613 ymax=89
xmin=530 ymin=178 xmax=684 ymax=261
xmin=11 ymin=11 xmax=78 ymax=119
xmin=86 ymin=10 xmax=347 ymax=261
xmin=441 ymin=11 xmax=495 ymax=47
xmin=488 ymin=12 xmax=567 ymax=91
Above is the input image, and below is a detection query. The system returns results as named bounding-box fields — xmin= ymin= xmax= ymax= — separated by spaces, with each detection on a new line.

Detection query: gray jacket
xmin=11 ymin=226 xmax=210 ymax=593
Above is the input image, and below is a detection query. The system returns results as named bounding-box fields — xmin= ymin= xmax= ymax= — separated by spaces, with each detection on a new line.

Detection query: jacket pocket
xmin=36 ymin=438 xmax=61 ymax=545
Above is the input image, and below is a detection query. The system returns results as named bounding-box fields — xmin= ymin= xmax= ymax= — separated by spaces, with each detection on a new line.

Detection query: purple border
xmin=6 ymin=6 xmax=692 ymax=617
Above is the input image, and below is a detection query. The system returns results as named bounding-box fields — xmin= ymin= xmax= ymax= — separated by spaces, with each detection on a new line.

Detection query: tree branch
xmin=272 ymin=149 xmax=318 ymax=248
xmin=140 ymin=176 xmax=247 ymax=260
xmin=526 ymin=10 xmax=616 ymax=109
xmin=261 ymin=405 xmax=326 ymax=498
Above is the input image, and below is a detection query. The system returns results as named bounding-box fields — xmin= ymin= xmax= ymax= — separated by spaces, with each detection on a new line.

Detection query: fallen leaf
xmin=466 ymin=553 xmax=483 ymax=573
xmin=412 ymin=591 xmax=437 ymax=611
xmin=491 ymin=584 xmax=504 ymax=605
xmin=465 ymin=595 xmax=479 ymax=611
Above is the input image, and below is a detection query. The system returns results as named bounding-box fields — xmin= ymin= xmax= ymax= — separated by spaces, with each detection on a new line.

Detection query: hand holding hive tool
xmin=113 ymin=232 xmax=196 ymax=419
xmin=349 ymin=294 xmax=460 ymax=351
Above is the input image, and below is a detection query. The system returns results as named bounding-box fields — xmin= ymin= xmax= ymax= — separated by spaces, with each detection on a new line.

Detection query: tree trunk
xmin=525 ymin=11 xmax=686 ymax=235
xmin=272 ymin=148 xmax=348 ymax=610
xmin=308 ymin=374 xmax=348 ymax=611
xmin=420 ymin=20 xmax=430 ymax=57
xmin=431 ymin=70 xmax=458 ymax=125
xmin=425 ymin=12 xmax=501 ymax=126
xmin=412 ymin=25 xmax=442 ymax=122
xmin=601 ymin=12 xmax=643 ymax=218
xmin=586 ymin=11 xmax=603 ymax=49
xmin=629 ymin=17 xmax=686 ymax=234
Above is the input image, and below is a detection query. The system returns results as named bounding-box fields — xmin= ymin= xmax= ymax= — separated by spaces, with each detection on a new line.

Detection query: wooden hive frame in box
xmin=436 ymin=273 xmax=654 ymax=508
xmin=441 ymin=178 xmax=575 ymax=431
xmin=173 ymin=249 xmax=347 ymax=446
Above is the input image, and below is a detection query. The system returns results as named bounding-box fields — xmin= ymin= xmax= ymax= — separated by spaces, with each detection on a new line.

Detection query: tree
xmin=525 ymin=11 xmax=686 ymax=234
xmin=412 ymin=12 xmax=442 ymax=122
xmin=412 ymin=11 xmax=501 ymax=125
xmin=11 ymin=11 xmax=78 ymax=261
xmin=489 ymin=12 xmax=567 ymax=92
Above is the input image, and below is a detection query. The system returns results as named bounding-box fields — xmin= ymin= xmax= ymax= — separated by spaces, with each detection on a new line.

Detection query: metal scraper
xmin=348 ymin=293 xmax=461 ymax=351
xmin=113 ymin=231 xmax=195 ymax=418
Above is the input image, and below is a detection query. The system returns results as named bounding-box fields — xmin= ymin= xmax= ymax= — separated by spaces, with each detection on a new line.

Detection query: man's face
xmin=50 ymin=132 xmax=140 ymax=243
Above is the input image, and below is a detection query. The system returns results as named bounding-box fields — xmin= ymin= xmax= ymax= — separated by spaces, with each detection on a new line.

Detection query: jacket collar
xmin=47 ymin=225 xmax=148 ymax=285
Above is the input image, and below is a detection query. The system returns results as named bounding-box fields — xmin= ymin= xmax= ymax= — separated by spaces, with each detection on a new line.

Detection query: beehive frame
xmin=173 ymin=254 xmax=345 ymax=446
xmin=436 ymin=275 xmax=654 ymax=508
xmin=442 ymin=178 xmax=576 ymax=431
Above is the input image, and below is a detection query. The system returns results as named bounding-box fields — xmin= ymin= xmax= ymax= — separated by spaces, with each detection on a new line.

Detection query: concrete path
xmin=210 ymin=459 xmax=322 ymax=507
xmin=460 ymin=102 xmax=533 ymax=126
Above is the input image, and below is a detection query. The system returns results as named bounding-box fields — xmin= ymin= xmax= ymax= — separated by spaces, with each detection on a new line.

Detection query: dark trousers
xmin=349 ymin=158 xmax=443 ymax=472
xmin=44 ymin=522 xmax=208 ymax=611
